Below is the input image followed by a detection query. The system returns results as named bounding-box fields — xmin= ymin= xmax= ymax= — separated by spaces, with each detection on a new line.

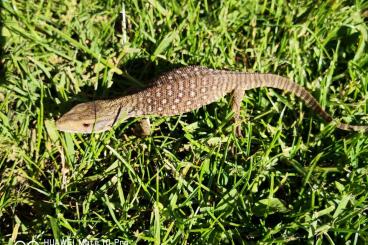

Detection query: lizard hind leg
xmin=230 ymin=88 xmax=246 ymax=137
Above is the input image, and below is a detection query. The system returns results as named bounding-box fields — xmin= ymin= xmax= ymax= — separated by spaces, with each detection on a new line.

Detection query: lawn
xmin=1 ymin=0 xmax=368 ymax=244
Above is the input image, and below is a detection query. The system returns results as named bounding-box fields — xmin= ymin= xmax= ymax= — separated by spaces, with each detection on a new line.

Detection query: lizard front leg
xmin=133 ymin=118 xmax=151 ymax=137
xmin=230 ymin=88 xmax=245 ymax=137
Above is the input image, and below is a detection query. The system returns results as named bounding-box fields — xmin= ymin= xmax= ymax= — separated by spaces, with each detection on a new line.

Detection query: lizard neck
xmin=112 ymin=94 xmax=141 ymax=118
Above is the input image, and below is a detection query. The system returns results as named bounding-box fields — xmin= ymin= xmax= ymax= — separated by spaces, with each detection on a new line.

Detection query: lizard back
xmin=129 ymin=66 xmax=240 ymax=116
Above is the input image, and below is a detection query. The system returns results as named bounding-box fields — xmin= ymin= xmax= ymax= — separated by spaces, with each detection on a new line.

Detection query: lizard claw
xmin=235 ymin=125 xmax=243 ymax=137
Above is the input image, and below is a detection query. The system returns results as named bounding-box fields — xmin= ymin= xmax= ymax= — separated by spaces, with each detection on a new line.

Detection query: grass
xmin=1 ymin=0 xmax=368 ymax=243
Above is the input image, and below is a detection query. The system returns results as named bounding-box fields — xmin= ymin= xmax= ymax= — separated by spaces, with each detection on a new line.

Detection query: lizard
xmin=56 ymin=66 xmax=368 ymax=134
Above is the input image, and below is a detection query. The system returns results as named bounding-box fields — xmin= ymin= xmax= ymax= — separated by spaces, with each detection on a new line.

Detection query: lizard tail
xmin=242 ymin=73 xmax=368 ymax=132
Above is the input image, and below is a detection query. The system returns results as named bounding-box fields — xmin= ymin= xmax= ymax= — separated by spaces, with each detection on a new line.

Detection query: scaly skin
xmin=56 ymin=66 xmax=368 ymax=134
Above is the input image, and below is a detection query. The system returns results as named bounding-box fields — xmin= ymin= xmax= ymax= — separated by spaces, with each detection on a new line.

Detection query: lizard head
xmin=56 ymin=101 xmax=130 ymax=133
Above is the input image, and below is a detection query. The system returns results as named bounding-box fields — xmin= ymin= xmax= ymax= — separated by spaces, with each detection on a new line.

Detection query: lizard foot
xmin=133 ymin=118 xmax=151 ymax=137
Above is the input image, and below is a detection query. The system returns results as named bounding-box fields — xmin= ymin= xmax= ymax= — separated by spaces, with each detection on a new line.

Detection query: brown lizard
xmin=56 ymin=66 xmax=368 ymax=134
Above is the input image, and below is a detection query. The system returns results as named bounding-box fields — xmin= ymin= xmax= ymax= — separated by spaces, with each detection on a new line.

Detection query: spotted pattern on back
xmin=128 ymin=67 xmax=237 ymax=116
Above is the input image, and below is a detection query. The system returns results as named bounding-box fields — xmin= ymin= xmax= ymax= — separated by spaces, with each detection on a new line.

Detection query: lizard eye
xmin=82 ymin=123 xmax=90 ymax=128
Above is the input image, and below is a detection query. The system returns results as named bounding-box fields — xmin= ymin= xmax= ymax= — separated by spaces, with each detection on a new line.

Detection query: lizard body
xmin=56 ymin=66 xmax=368 ymax=134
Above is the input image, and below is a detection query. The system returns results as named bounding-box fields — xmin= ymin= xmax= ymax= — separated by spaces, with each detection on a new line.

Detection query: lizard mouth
xmin=56 ymin=118 xmax=77 ymax=133
xmin=55 ymin=115 xmax=96 ymax=133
